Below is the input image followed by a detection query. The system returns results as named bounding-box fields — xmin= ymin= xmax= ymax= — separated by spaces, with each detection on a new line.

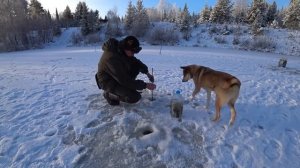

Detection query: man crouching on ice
xmin=95 ymin=36 xmax=156 ymax=105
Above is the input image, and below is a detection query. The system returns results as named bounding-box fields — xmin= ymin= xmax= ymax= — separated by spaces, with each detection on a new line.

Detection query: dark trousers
xmin=111 ymin=84 xmax=141 ymax=104
xmin=96 ymin=73 xmax=141 ymax=104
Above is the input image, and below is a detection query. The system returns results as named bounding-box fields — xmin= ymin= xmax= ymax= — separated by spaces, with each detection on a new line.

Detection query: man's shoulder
xmin=102 ymin=38 xmax=119 ymax=52
xmin=102 ymin=51 xmax=123 ymax=63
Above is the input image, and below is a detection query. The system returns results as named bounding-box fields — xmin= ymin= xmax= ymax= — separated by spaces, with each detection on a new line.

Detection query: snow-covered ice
xmin=0 ymin=28 xmax=300 ymax=167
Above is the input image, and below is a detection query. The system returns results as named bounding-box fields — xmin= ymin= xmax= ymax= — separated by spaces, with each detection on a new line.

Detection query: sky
xmin=38 ymin=0 xmax=290 ymax=18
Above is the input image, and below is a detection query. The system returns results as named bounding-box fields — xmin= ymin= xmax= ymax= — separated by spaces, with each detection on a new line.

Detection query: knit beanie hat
xmin=120 ymin=36 xmax=142 ymax=53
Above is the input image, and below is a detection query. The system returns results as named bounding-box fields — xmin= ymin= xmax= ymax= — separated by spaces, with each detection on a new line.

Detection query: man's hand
xmin=146 ymin=83 xmax=156 ymax=90
xmin=146 ymin=73 xmax=154 ymax=83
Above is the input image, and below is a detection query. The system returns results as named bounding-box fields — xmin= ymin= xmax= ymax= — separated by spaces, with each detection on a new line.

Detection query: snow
xmin=0 ymin=27 xmax=300 ymax=168
xmin=47 ymin=27 xmax=80 ymax=48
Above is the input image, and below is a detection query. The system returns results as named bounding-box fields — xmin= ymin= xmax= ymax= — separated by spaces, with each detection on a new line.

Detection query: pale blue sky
xmin=39 ymin=0 xmax=290 ymax=18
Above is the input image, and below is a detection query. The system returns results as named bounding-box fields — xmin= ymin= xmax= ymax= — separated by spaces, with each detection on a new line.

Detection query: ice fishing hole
xmin=137 ymin=125 xmax=154 ymax=137
xmin=143 ymin=129 xmax=153 ymax=135
xmin=135 ymin=125 xmax=156 ymax=138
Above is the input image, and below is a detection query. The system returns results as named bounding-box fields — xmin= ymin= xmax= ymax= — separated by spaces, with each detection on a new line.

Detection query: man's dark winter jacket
xmin=96 ymin=38 xmax=149 ymax=92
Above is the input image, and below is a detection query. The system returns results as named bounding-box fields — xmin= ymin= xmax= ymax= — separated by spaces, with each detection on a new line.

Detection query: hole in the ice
xmin=142 ymin=129 xmax=153 ymax=135
xmin=137 ymin=125 xmax=154 ymax=137
xmin=135 ymin=125 xmax=155 ymax=138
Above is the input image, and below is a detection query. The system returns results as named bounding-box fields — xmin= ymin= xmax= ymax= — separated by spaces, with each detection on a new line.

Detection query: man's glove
xmin=146 ymin=83 xmax=156 ymax=90
xmin=147 ymin=73 xmax=154 ymax=83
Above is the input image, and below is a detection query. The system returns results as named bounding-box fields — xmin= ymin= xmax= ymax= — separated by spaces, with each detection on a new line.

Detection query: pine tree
xmin=157 ymin=0 xmax=172 ymax=21
xmin=28 ymin=0 xmax=46 ymax=31
xmin=283 ymin=0 xmax=300 ymax=29
xmin=79 ymin=2 xmax=89 ymax=35
xmin=62 ymin=6 xmax=73 ymax=28
xmin=74 ymin=2 xmax=84 ymax=26
xmin=233 ymin=0 xmax=248 ymax=24
xmin=248 ymin=0 xmax=267 ymax=26
xmin=132 ymin=0 xmax=150 ymax=37
xmin=1 ymin=0 xmax=53 ymax=51
xmin=191 ymin=12 xmax=199 ymax=27
xmin=248 ymin=0 xmax=268 ymax=34
xmin=266 ymin=1 xmax=277 ymax=25
xmin=210 ymin=0 xmax=233 ymax=24
xmin=55 ymin=8 xmax=60 ymax=22
xmin=179 ymin=3 xmax=191 ymax=40
xmin=167 ymin=4 xmax=180 ymax=23
xmin=28 ymin=0 xmax=54 ymax=45
xmin=198 ymin=5 xmax=211 ymax=23
xmin=275 ymin=7 xmax=286 ymax=28
xmin=53 ymin=8 xmax=61 ymax=35
xmin=0 ymin=0 xmax=29 ymax=51
xmin=46 ymin=10 xmax=52 ymax=27
xmin=124 ymin=1 xmax=136 ymax=33
xmin=28 ymin=0 xmax=45 ymax=20
xmin=105 ymin=8 xmax=122 ymax=37
xmin=87 ymin=10 xmax=100 ymax=33
xmin=157 ymin=0 xmax=166 ymax=20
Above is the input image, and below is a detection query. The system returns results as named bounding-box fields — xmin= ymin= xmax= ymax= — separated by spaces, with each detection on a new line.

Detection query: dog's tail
xmin=230 ymin=77 xmax=241 ymax=88
xmin=222 ymin=77 xmax=241 ymax=89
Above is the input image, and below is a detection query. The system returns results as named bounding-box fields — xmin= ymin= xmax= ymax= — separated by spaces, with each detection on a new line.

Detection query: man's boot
xmin=103 ymin=91 xmax=120 ymax=106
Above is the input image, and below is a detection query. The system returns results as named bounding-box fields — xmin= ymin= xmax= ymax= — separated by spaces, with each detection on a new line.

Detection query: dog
xmin=170 ymin=100 xmax=183 ymax=122
xmin=180 ymin=65 xmax=241 ymax=125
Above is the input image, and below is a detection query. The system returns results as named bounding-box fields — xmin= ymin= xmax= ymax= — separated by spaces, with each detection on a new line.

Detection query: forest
xmin=0 ymin=0 xmax=299 ymax=52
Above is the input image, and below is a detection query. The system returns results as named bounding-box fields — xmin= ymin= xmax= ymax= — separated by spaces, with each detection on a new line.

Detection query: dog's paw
xmin=189 ymin=96 xmax=195 ymax=101
xmin=211 ymin=116 xmax=220 ymax=122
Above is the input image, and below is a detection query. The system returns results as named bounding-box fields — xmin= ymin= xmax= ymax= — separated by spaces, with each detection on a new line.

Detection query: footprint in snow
xmin=234 ymin=145 xmax=255 ymax=167
xmin=285 ymin=129 xmax=300 ymax=145
xmin=239 ymin=118 xmax=251 ymax=127
xmin=101 ymin=116 xmax=113 ymax=122
xmin=275 ymin=111 xmax=289 ymax=122
xmin=204 ymin=125 xmax=226 ymax=145
xmin=263 ymin=139 xmax=282 ymax=161
xmin=88 ymin=99 xmax=103 ymax=110
xmin=85 ymin=119 xmax=101 ymax=128
xmin=237 ymin=126 xmax=253 ymax=138
xmin=172 ymin=127 xmax=193 ymax=144
xmin=7 ymin=89 xmax=25 ymax=100
xmin=85 ymin=94 xmax=100 ymax=101
xmin=130 ymin=108 xmax=149 ymax=118
xmin=44 ymin=129 xmax=57 ymax=136
xmin=285 ymin=129 xmax=300 ymax=156
xmin=60 ymin=111 xmax=71 ymax=116
xmin=61 ymin=124 xmax=76 ymax=145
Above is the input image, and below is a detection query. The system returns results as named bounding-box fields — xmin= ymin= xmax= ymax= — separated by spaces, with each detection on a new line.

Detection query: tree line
xmin=1 ymin=0 xmax=299 ymax=52
xmin=0 ymin=0 xmax=101 ymax=52
xmin=0 ymin=0 xmax=53 ymax=51
xmin=109 ymin=0 xmax=300 ymax=41
xmin=144 ymin=0 xmax=300 ymax=37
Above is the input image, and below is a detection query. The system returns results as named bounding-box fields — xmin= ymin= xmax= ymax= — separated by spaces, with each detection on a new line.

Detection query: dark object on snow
xmin=278 ymin=58 xmax=287 ymax=68
xmin=150 ymin=68 xmax=155 ymax=101
xmin=95 ymin=73 xmax=101 ymax=89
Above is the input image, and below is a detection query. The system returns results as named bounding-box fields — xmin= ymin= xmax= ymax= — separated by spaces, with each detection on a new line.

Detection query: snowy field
xmin=0 ymin=42 xmax=300 ymax=167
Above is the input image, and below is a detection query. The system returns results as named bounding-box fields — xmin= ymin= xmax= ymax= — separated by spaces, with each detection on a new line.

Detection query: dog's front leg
xmin=212 ymin=95 xmax=221 ymax=122
xmin=206 ymin=90 xmax=211 ymax=109
xmin=191 ymin=86 xmax=201 ymax=99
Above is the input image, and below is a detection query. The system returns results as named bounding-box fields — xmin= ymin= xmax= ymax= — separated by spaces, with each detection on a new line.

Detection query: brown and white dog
xmin=181 ymin=65 xmax=241 ymax=125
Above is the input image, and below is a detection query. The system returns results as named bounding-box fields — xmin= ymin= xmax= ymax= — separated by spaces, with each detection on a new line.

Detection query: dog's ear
xmin=180 ymin=66 xmax=186 ymax=69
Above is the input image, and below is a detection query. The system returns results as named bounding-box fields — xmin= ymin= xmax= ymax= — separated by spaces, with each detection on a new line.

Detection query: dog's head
xmin=180 ymin=65 xmax=193 ymax=82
